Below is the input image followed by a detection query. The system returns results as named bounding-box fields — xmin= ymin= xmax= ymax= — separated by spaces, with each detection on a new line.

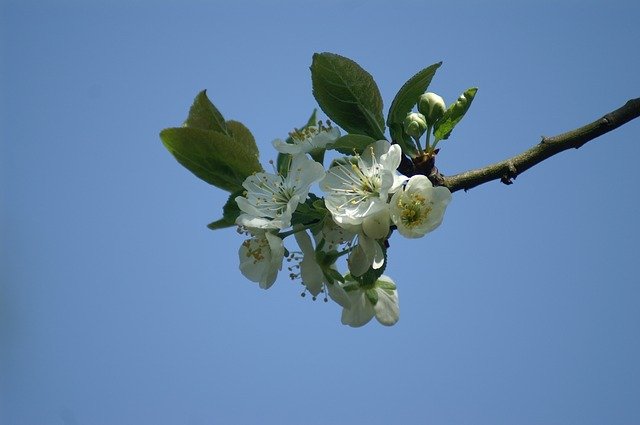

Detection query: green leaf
xmin=386 ymin=62 xmax=442 ymax=157
xmin=291 ymin=194 xmax=326 ymax=227
xmin=276 ymin=153 xmax=291 ymax=177
xmin=434 ymin=87 xmax=478 ymax=142
xmin=207 ymin=191 xmax=242 ymax=230
xmin=311 ymin=52 xmax=386 ymax=140
xmin=365 ymin=288 xmax=379 ymax=306
xmin=184 ymin=90 xmax=229 ymax=135
xmin=227 ymin=120 xmax=259 ymax=159
xmin=328 ymin=134 xmax=376 ymax=155
xmin=160 ymin=127 xmax=262 ymax=192
xmin=304 ymin=108 xmax=319 ymax=127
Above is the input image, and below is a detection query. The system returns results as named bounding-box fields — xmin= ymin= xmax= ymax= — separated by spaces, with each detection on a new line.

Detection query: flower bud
xmin=403 ymin=112 xmax=428 ymax=138
xmin=418 ymin=92 xmax=446 ymax=126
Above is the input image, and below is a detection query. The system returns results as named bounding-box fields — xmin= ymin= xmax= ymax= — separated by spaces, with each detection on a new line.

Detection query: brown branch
xmin=439 ymin=98 xmax=640 ymax=193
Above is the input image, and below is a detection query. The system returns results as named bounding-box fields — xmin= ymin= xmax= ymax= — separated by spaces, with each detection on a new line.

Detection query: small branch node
xmin=500 ymin=161 xmax=518 ymax=185
xmin=601 ymin=114 xmax=613 ymax=127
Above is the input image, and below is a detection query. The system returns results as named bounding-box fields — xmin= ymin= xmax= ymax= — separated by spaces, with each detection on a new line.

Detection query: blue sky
xmin=2 ymin=1 xmax=640 ymax=424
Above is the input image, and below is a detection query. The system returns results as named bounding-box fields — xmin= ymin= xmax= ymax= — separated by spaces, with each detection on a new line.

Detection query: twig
xmin=440 ymin=98 xmax=640 ymax=193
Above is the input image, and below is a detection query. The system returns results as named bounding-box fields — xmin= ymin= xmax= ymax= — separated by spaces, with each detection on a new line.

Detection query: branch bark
xmin=439 ymin=98 xmax=640 ymax=193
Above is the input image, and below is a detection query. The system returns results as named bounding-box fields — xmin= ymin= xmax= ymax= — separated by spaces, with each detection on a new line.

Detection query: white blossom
xmin=272 ymin=124 xmax=340 ymax=155
xmin=320 ymin=140 xmax=406 ymax=227
xmin=341 ymin=275 xmax=399 ymax=327
xmin=238 ymin=231 xmax=284 ymax=289
xmin=390 ymin=175 xmax=452 ymax=238
xmin=235 ymin=154 xmax=325 ymax=230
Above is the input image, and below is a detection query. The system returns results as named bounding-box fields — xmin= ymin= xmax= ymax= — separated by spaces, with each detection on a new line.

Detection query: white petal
xmin=288 ymin=154 xmax=326 ymax=197
xmin=431 ymin=185 xmax=453 ymax=205
xmin=238 ymin=242 xmax=265 ymax=283
xmin=293 ymin=229 xmax=314 ymax=254
xmin=235 ymin=197 xmax=267 ymax=220
xmin=358 ymin=233 xmax=384 ymax=270
xmin=341 ymin=290 xmax=375 ymax=327
xmin=293 ymin=231 xmax=323 ymax=296
xmin=272 ymin=138 xmax=302 ymax=155
xmin=389 ymin=172 xmax=409 ymax=194
xmin=371 ymin=242 xmax=385 ymax=270
xmin=263 ymin=233 xmax=285 ymax=289
xmin=327 ymin=280 xmax=351 ymax=308
xmin=374 ymin=285 xmax=399 ymax=326
xmin=377 ymin=170 xmax=397 ymax=198
xmin=310 ymin=127 xmax=341 ymax=149
xmin=266 ymin=232 xmax=285 ymax=258
xmin=379 ymin=143 xmax=402 ymax=171
xmin=236 ymin=213 xmax=279 ymax=230
xmin=405 ymin=174 xmax=432 ymax=190
xmin=362 ymin=207 xmax=390 ymax=240
xmin=347 ymin=244 xmax=370 ymax=277
xmin=300 ymin=258 xmax=323 ymax=295
xmin=414 ymin=186 xmax=452 ymax=235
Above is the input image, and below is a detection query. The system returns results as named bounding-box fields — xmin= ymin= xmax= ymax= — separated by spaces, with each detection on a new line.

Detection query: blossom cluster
xmin=235 ymin=123 xmax=452 ymax=327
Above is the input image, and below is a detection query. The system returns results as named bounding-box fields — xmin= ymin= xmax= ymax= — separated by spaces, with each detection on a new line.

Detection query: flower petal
xmin=272 ymin=138 xmax=302 ymax=155
xmin=341 ymin=289 xmax=375 ymax=327
xmin=288 ymin=154 xmax=326 ymax=198
xmin=373 ymin=275 xmax=399 ymax=326
xmin=362 ymin=207 xmax=390 ymax=240
xmin=238 ymin=233 xmax=284 ymax=289
xmin=347 ymin=243 xmax=370 ymax=277
xmin=327 ymin=281 xmax=351 ymax=308
xmin=294 ymin=230 xmax=324 ymax=296
xmin=374 ymin=287 xmax=399 ymax=326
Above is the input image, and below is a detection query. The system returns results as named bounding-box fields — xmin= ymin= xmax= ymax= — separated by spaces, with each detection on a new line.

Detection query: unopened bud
xmin=403 ymin=112 xmax=427 ymax=138
xmin=418 ymin=92 xmax=446 ymax=126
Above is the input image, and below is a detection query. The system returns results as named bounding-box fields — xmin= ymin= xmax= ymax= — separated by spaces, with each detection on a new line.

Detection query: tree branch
xmin=440 ymin=98 xmax=640 ymax=193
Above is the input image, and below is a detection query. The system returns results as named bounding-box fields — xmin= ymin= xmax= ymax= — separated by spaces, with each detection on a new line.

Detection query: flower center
xmin=351 ymin=162 xmax=381 ymax=197
xmin=242 ymin=238 xmax=268 ymax=263
xmin=288 ymin=120 xmax=334 ymax=147
xmin=250 ymin=175 xmax=295 ymax=215
xmin=398 ymin=193 xmax=431 ymax=227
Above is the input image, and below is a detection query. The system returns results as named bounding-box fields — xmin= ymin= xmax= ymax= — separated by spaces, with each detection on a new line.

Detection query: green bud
xmin=403 ymin=112 xmax=428 ymax=138
xmin=418 ymin=92 xmax=446 ymax=126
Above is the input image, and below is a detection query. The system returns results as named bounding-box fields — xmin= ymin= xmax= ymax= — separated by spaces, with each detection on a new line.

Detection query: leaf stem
xmin=412 ymin=136 xmax=424 ymax=155
xmin=278 ymin=222 xmax=319 ymax=239
xmin=425 ymin=125 xmax=433 ymax=152
xmin=335 ymin=246 xmax=353 ymax=258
